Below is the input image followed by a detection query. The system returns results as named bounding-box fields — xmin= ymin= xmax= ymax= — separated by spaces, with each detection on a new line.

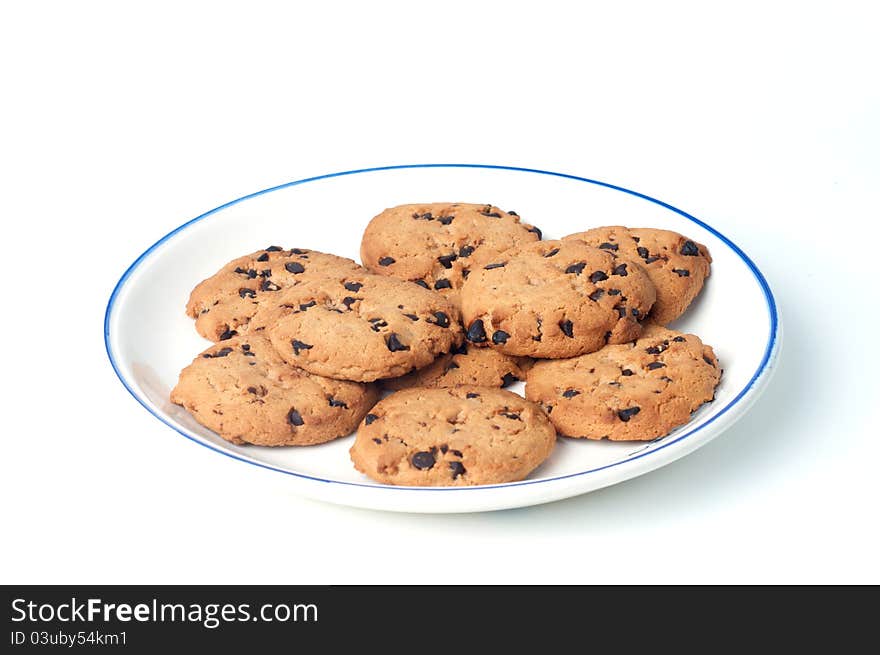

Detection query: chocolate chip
xmin=328 ymin=397 xmax=348 ymax=408
xmin=562 ymin=389 xmax=580 ymax=398
xmin=612 ymin=263 xmax=628 ymax=276
xmin=247 ymin=386 xmax=257 ymax=394
xmin=364 ymin=414 xmax=378 ymax=425
xmin=673 ymin=336 xmax=686 ymax=342
xmin=438 ymin=215 xmax=454 ymax=225
xmin=466 ymin=392 xmax=480 ymax=398
xmin=508 ymin=210 xmax=518 ymax=216
xmin=565 ymin=262 xmax=586 ymax=275
xmin=287 ymin=409 xmax=305 ymax=426
xmin=372 ymin=438 xmax=382 ymax=445
xmin=480 ymin=207 xmax=502 ymax=218
xmin=386 ymin=333 xmax=410 ymax=352
xmin=438 ymin=254 xmax=457 ymax=269
xmin=645 ymin=255 xmax=662 ymax=264
xmin=631 ymin=308 xmax=640 ymax=318
xmin=608 ymin=288 xmax=621 ymax=296
xmin=219 ymin=329 xmax=237 ymax=341
xmin=431 ymin=311 xmax=450 ymax=328
xmin=259 ymin=269 xmax=272 ymax=277
xmin=680 ymin=240 xmax=700 ymax=256
xmin=434 ymin=279 xmax=452 ymax=290
xmin=647 ymin=362 xmax=666 ymax=370
xmin=589 ymin=270 xmax=608 ymax=283
xmin=260 ymin=280 xmax=280 ymax=291
xmin=239 ymin=288 xmax=256 ymax=299
xmin=235 ymin=267 xmax=258 ymax=278
xmin=637 ymin=246 xmax=650 ymax=259
xmin=458 ymin=245 xmax=475 ymax=258
xmin=461 ymin=270 xmax=470 ymax=279
xmin=559 ymin=320 xmax=574 ymax=337
xmin=501 ymin=412 xmax=521 ymax=420
xmin=256 ymin=252 xmax=269 ymax=262
xmin=599 ymin=242 xmax=619 ymax=251
xmin=299 ymin=300 xmax=316 ymax=311
xmin=492 ymin=330 xmax=509 ymax=344
xmin=544 ymin=248 xmax=560 ymax=258
xmin=241 ymin=344 xmax=250 ymax=351
xmin=284 ymin=262 xmax=305 ymax=274
xmin=589 ymin=289 xmax=605 ymax=301
xmin=414 ymin=280 xmax=430 ymax=289
xmin=450 ymin=449 xmax=463 ymax=457
xmin=604 ymin=331 xmax=612 ymax=343
xmin=378 ymin=256 xmax=395 ymax=266
xmin=243 ymin=351 xmax=255 ymax=357
xmin=672 ymin=268 xmax=690 ymax=277
xmin=291 ymin=340 xmax=312 ymax=355
xmin=466 ymin=319 xmax=487 ymax=343
xmin=645 ymin=344 xmax=667 ymax=354
xmin=403 ymin=313 xmax=419 ymax=321
xmin=290 ymin=248 xmax=307 ymax=255
xmin=484 ymin=262 xmax=506 ymax=270
xmin=452 ymin=342 xmax=468 ymax=356
xmin=342 ymin=296 xmax=359 ymax=310
xmin=617 ymin=407 xmax=641 ymax=422
xmin=369 ymin=318 xmax=388 ymax=332
xmin=703 ymin=355 xmax=715 ymax=366
xmin=449 ymin=461 xmax=466 ymax=479
xmin=344 ymin=281 xmax=363 ymax=292
xmin=615 ymin=306 xmax=627 ymax=318
xmin=501 ymin=372 xmax=518 ymax=386
xmin=621 ymin=369 xmax=633 ymax=376
xmin=265 ymin=246 xmax=283 ymax=252
xmin=412 ymin=451 xmax=435 ymax=470
xmin=203 ymin=347 xmax=233 ymax=358
xmin=528 ymin=226 xmax=542 ymax=239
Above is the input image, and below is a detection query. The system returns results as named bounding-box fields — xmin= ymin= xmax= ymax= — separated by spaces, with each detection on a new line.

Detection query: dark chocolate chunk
xmin=364 ymin=413 xmax=378 ymax=425
xmin=599 ymin=242 xmax=619 ymax=251
xmin=617 ymin=407 xmax=641 ymax=422
xmin=458 ymin=245 xmax=475 ymax=258
xmin=203 ymin=346 xmax=233 ymax=358
xmin=637 ymin=246 xmax=650 ymax=259
xmin=234 ymin=267 xmax=258 ymax=279
xmin=434 ymin=279 xmax=452 ymax=290
xmin=431 ymin=311 xmax=450 ymax=328
xmin=219 ymin=329 xmax=237 ymax=341
xmin=480 ymin=208 xmax=502 ymax=218
xmin=290 ymin=248 xmax=306 ymax=254
xmin=344 ymin=281 xmax=363 ymax=292
xmin=259 ymin=269 xmax=272 ymax=278
xmin=703 ymin=355 xmax=715 ymax=366
xmin=386 ymin=333 xmax=410 ymax=352
xmin=452 ymin=342 xmax=468 ymax=356
xmin=260 ymin=280 xmax=280 ymax=292
xmin=438 ymin=215 xmax=454 ymax=225
xmin=673 ymin=336 xmax=686 ymax=342
xmin=449 ymin=461 xmax=466 ymax=479
xmin=621 ymin=369 xmax=634 ymax=376
xmin=589 ymin=270 xmax=608 ymax=283
xmin=287 ymin=409 xmax=305 ymax=426
xmin=680 ymin=240 xmax=700 ymax=256
xmin=484 ymin=262 xmax=506 ymax=270
xmin=369 ymin=318 xmax=388 ymax=332
xmin=672 ymin=268 xmax=690 ymax=277
xmin=647 ymin=362 xmax=666 ymax=370
xmin=414 ymin=280 xmax=430 ymax=289
xmin=284 ymin=262 xmax=305 ymax=274
xmin=411 ymin=451 xmax=435 ymax=470
xmin=291 ymin=340 xmax=313 ymax=355
xmin=608 ymin=288 xmax=621 ymax=296
xmin=631 ymin=308 xmax=640 ymax=318
xmin=492 ymin=330 xmax=510 ymax=344
xmin=438 ymin=253 xmax=457 ymax=269
xmin=328 ymin=397 xmax=348 ymax=408
xmin=501 ymin=372 xmax=518 ymax=386
xmin=265 ymin=246 xmax=283 ymax=252
xmin=378 ymin=256 xmax=395 ymax=266
xmin=501 ymin=412 xmax=521 ymax=420
xmin=466 ymin=319 xmax=487 ymax=343
xmin=372 ymin=438 xmax=382 ymax=445
xmin=239 ymin=288 xmax=256 ymax=299
xmin=342 ymin=296 xmax=359 ymax=310
xmin=466 ymin=392 xmax=480 ymax=399
xmin=562 ymin=389 xmax=581 ymax=398
xmin=565 ymin=262 xmax=586 ymax=275
xmin=589 ymin=289 xmax=605 ymax=301
xmin=528 ymin=226 xmax=542 ymax=239
xmin=612 ymin=263 xmax=628 ymax=276
xmin=544 ymin=248 xmax=560 ymax=258
xmin=403 ymin=313 xmax=419 ymax=321
xmin=299 ymin=300 xmax=316 ymax=311
xmin=508 ymin=210 xmax=518 ymax=216
xmin=256 ymin=252 xmax=269 ymax=262
xmin=559 ymin=320 xmax=574 ymax=337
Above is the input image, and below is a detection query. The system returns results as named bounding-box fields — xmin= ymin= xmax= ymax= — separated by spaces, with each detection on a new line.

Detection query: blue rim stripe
xmin=104 ymin=164 xmax=779 ymax=492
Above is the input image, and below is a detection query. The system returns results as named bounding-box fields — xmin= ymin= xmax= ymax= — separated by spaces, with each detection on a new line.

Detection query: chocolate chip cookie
xmin=249 ymin=273 xmax=463 ymax=382
xmin=525 ymin=324 xmax=721 ymax=441
xmin=170 ymin=334 xmax=380 ymax=446
xmin=360 ymin=203 xmax=541 ymax=306
xmin=383 ymin=341 xmax=532 ymax=391
xmin=186 ymin=246 xmax=365 ymax=341
xmin=350 ymin=387 xmax=556 ymax=486
xmin=563 ymin=227 xmax=711 ymax=325
xmin=459 ymin=239 xmax=656 ymax=359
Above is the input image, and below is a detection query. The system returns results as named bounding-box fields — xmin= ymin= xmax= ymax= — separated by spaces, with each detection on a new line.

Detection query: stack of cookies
xmin=172 ymin=203 xmax=721 ymax=487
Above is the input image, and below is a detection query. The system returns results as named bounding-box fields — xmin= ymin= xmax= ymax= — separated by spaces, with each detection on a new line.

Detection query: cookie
xmin=249 ymin=273 xmax=463 ymax=382
xmin=383 ymin=340 xmax=532 ymax=391
xmin=525 ymin=324 xmax=721 ymax=441
xmin=186 ymin=246 xmax=365 ymax=341
xmin=349 ymin=387 xmax=556 ymax=486
xmin=360 ymin=203 xmax=541 ymax=306
xmin=459 ymin=239 xmax=656 ymax=359
xmin=170 ymin=334 xmax=380 ymax=446
xmin=563 ymin=227 xmax=711 ymax=325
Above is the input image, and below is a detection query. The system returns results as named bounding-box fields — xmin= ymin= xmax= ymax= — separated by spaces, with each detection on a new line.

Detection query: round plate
xmin=105 ymin=164 xmax=780 ymax=513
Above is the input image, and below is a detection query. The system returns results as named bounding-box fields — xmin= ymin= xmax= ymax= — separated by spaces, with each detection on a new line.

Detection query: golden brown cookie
xmin=360 ymin=203 xmax=541 ymax=307
xmin=249 ymin=273 xmax=463 ymax=382
xmin=383 ymin=341 xmax=532 ymax=391
xmin=563 ymin=227 xmax=711 ymax=324
xmin=350 ymin=387 xmax=556 ymax=486
xmin=170 ymin=334 xmax=380 ymax=446
xmin=459 ymin=239 xmax=656 ymax=359
xmin=525 ymin=324 xmax=721 ymax=441
xmin=185 ymin=246 xmax=365 ymax=341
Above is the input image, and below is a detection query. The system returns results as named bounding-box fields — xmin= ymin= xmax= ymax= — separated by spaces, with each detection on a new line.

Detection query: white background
xmin=2 ymin=1 xmax=877 ymax=584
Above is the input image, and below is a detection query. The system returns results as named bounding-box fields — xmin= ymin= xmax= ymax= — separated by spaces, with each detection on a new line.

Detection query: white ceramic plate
xmin=105 ymin=164 xmax=780 ymax=513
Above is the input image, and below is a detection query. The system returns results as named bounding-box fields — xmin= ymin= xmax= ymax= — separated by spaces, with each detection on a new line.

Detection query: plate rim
xmin=104 ymin=163 xmax=780 ymax=494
